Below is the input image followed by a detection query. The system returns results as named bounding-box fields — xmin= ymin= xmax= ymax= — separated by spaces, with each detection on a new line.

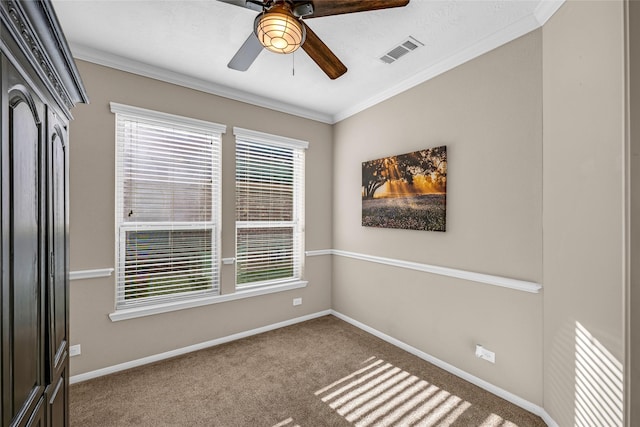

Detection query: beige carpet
xmin=70 ymin=315 xmax=546 ymax=426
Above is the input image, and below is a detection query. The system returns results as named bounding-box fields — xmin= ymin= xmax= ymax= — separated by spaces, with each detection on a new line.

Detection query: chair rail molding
xmin=305 ymin=249 xmax=541 ymax=293
xmin=69 ymin=268 xmax=115 ymax=281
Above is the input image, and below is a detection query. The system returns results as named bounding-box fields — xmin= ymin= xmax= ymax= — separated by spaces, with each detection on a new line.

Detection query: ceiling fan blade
xmin=305 ymin=0 xmax=410 ymax=18
xmin=217 ymin=0 xmax=264 ymax=12
xmin=227 ymin=33 xmax=264 ymax=71
xmin=301 ymin=25 xmax=347 ymax=80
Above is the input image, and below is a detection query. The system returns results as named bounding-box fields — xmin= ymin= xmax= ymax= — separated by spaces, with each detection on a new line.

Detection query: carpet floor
xmin=70 ymin=315 xmax=546 ymax=426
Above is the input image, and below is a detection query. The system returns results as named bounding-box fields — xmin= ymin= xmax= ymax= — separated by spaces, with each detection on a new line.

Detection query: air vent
xmin=379 ymin=36 xmax=423 ymax=64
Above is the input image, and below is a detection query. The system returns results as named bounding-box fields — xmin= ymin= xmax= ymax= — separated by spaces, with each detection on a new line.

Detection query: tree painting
xmin=362 ymin=146 xmax=447 ymax=231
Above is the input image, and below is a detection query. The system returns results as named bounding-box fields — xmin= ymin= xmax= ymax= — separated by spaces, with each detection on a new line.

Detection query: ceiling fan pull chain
xmin=292 ymin=51 xmax=295 ymax=76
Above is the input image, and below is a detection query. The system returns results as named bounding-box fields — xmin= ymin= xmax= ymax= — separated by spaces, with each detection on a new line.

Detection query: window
xmin=112 ymin=103 xmax=225 ymax=309
xmin=234 ymin=127 xmax=307 ymax=288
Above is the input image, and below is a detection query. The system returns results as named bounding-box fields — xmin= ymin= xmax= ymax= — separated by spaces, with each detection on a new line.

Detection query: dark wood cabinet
xmin=24 ymin=398 xmax=45 ymax=427
xmin=45 ymin=110 xmax=69 ymax=427
xmin=0 ymin=1 xmax=87 ymax=426
xmin=3 ymin=65 xmax=46 ymax=427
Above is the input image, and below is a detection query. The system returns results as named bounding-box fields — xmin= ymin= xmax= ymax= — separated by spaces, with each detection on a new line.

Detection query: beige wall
xmin=68 ymin=2 xmax=635 ymax=421
xmin=542 ymin=1 xmax=626 ymax=425
xmin=629 ymin=0 xmax=639 ymax=423
xmin=68 ymin=61 xmax=333 ymax=375
xmin=332 ymin=31 xmax=544 ymax=404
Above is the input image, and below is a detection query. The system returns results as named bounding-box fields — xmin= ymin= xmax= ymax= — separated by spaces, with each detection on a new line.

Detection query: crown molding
xmin=69 ymin=1 xmax=564 ymax=126
xmin=534 ymin=0 xmax=565 ymax=26
xmin=333 ymin=9 xmax=557 ymax=122
xmin=335 ymin=0 xmax=564 ymax=122
xmin=69 ymin=43 xmax=334 ymax=124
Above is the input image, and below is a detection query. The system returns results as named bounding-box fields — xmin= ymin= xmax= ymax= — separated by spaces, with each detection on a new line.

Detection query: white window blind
xmin=112 ymin=103 xmax=225 ymax=309
xmin=234 ymin=128 xmax=307 ymax=288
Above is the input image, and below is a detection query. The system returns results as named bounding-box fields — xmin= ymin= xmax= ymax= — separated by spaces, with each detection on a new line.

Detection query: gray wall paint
xmin=332 ymin=31 xmax=544 ymax=405
xmin=68 ymin=61 xmax=333 ymax=375
xmin=542 ymin=1 xmax=626 ymax=425
xmin=629 ymin=0 xmax=639 ymax=423
xmin=67 ymin=2 xmax=634 ymax=422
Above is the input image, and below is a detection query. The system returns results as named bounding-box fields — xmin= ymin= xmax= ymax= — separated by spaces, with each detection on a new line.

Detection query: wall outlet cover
xmin=70 ymin=344 xmax=81 ymax=357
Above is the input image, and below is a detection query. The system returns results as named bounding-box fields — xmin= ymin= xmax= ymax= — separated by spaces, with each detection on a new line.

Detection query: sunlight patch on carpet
xmin=271 ymin=417 xmax=300 ymax=427
xmin=479 ymin=413 xmax=519 ymax=427
xmin=315 ymin=357 xmax=473 ymax=426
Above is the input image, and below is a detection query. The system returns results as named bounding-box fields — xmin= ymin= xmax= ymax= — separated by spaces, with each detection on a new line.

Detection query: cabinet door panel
xmin=25 ymin=397 xmax=46 ymax=427
xmin=47 ymin=116 xmax=69 ymax=427
xmin=47 ymin=374 xmax=65 ymax=427
xmin=10 ymin=394 xmax=46 ymax=427
xmin=9 ymin=89 xmax=45 ymax=421
xmin=48 ymin=121 xmax=67 ymax=376
xmin=0 ymin=2 xmax=84 ymax=426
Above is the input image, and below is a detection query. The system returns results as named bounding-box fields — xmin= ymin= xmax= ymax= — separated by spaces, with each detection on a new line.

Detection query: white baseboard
xmin=539 ymin=411 xmax=560 ymax=427
xmin=70 ymin=308 xmax=559 ymax=427
xmin=330 ymin=310 xmax=559 ymax=427
xmin=70 ymin=309 xmax=332 ymax=384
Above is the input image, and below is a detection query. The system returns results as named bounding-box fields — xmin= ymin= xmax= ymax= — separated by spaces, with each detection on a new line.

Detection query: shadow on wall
xmin=574 ymin=322 xmax=623 ymax=426
xmin=549 ymin=321 xmax=623 ymax=426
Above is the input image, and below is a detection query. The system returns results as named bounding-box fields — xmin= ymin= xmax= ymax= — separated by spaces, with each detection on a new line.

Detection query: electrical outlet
xmin=293 ymin=297 xmax=302 ymax=306
xmin=475 ymin=345 xmax=495 ymax=363
xmin=69 ymin=344 xmax=81 ymax=357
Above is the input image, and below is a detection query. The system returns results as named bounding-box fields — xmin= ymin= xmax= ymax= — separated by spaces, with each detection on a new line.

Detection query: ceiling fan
xmin=218 ymin=0 xmax=411 ymax=79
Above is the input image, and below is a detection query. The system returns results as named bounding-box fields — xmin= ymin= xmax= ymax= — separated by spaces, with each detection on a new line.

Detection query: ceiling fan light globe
xmin=254 ymin=8 xmax=305 ymax=54
xmin=271 ymin=37 xmax=288 ymax=49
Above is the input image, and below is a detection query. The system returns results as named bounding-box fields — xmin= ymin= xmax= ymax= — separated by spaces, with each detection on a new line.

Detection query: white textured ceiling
xmin=52 ymin=0 xmax=563 ymax=123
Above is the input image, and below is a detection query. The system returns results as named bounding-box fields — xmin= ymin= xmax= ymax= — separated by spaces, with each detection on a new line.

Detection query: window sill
xmin=109 ymin=280 xmax=308 ymax=322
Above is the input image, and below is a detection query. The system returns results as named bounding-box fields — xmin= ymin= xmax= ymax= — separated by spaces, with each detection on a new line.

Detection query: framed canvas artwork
xmin=362 ymin=146 xmax=447 ymax=231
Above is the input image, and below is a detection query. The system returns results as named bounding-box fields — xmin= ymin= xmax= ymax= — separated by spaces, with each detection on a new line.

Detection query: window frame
xmin=111 ymin=102 xmax=225 ymax=311
xmin=233 ymin=127 xmax=308 ymax=290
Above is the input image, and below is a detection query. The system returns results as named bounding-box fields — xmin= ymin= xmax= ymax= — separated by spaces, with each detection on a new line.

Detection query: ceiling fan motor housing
xmin=292 ymin=2 xmax=314 ymax=17
xmin=225 ymin=0 xmax=411 ymax=79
